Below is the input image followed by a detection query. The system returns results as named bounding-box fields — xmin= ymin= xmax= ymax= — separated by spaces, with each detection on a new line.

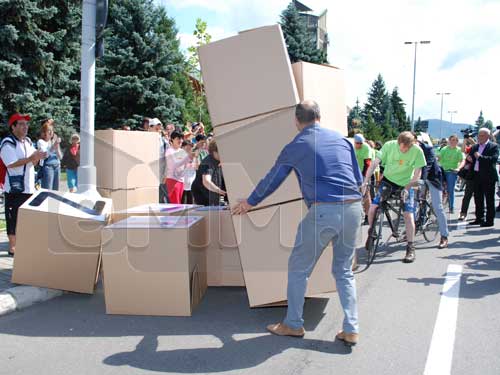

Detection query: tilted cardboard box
xmin=98 ymin=186 xmax=159 ymax=212
xmin=292 ymin=61 xmax=348 ymax=135
xmin=95 ymin=129 xmax=160 ymax=190
xmin=214 ymin=107 xmax=302 ymax=209
xmin=101 ymin=215 xmax=207 ymax=316
xmin=198 ymin=24 xmax=299 ymax=126
xmin=190 ymin=207 xmax=245 ymax=287
xmin=232 ymin=200 xmax=336 ymax=307
xmin=110 ymin=203 xmax=201 ymax=224
xmin=12 ymin=190 xmax=112 ymax=294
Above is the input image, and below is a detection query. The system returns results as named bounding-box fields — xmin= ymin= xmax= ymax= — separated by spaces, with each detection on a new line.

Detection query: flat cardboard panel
xmin=95 ymin=130 xmax=160 ymax=190
xmin=190 ymin=207 xmax=244 ymax=287
xmin=232 ymin=200 xmax=336 ymax=307
xmin=214 ymin=107 xmax=302 ymax=209
xmin=101 ymin=217 xmax=207 ymax=316
xmin=292 ymin=61 xmax=347 ymax=135
xmin=199 ymin=24 xmax=299 ymax=126
xmin=12 ymin=191 xmax=112 ymax=294
xmin=98 ymin=186 xmax=159 ymax=212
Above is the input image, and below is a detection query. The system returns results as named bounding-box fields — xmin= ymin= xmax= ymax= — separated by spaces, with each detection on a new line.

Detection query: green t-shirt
xmin=355 ymin=143 xmax=372 ymax=170
xmin=437 ymin=146 xmax=464 ymax=171
xmin=380 ymin=140 xmax=426 ymax=187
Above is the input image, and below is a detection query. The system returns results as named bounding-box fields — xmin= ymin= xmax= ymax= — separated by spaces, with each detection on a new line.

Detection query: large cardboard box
xmin=191 ymin=207 xmax=245 ymax=287
xmin=111 ymin=203 xmax=201 ymax=224
xmin=214 ymin=107 xmax=302 ymax=209
xmin=292 ymin=61 xmax=348 ymax=135
xmin=95 ymin=129 xmax=160 ymax=190
xmin=232 ymin=200 xmax=336 ymax=307
xmin=98 ymin=186 xmax=159 ymax=212
xmin=199 ymin=24 xmax=299 ymax=126
xmin=12 ymin=190 xmax=112 ymax=294
xmin=101 ymin=215 xmax=207 ymax=316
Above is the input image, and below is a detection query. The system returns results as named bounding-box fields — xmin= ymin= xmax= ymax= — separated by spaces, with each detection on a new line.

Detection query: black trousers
xmin=182 ymin=190 xmax=193 ymax=205
xmin=460 ymin=179 xmax=474 ymax=215
xmin=5 ymin=193 xmax=32 ymax=235
xmin=473 ymin=178 xmax=497 ymax=223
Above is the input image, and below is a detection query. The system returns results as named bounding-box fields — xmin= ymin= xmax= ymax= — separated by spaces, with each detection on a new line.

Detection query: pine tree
xmin=475 ymin=110 xmax=485 ymax=128
xmin=363 ymin=114 xmax=382 ymax=142
xmin=95 ymin=0 xmax=186 ymax=129
xmin=279 ymin=2 xmax=327 ymax=64
xmin=484 ymin=120 xmax=494 ymax=131
xmin=414 ymin=116 xmax=427 ymax=133
xmin=381 ymin=107 xmax=397 ymax=141
xmin=363 ymin=74 xmax=390 ymax=126
xmin=390 ymin=87 xmax=410 ymax=133
xmin=0 ymin=0 xmax=80 ymax=142
xmin=348 ymin=98 xmax=362 ymax=136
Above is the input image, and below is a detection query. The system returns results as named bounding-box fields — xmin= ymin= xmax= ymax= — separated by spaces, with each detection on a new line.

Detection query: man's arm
xmin=406 ymin=168 xmax=422 ymax=190
xmin=478 ymin=144 xmax=499 ymax=162
xmin=1 ymin=145 xmax=45 ymax=168
xmin=361 ymin=158 xmax=381 ymax=193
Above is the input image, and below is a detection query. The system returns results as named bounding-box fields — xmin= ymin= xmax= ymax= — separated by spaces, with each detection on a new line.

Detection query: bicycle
xmin=364 ymin=180 xmax=438 ymax=268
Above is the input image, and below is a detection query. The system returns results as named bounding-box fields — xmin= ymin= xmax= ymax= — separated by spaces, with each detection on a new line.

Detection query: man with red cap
xmin=0 ymin=114 xmax=46 ymax=256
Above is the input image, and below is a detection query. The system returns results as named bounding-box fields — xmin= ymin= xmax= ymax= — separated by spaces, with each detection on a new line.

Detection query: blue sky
xmin=158 ymin=0 xmax=500 ymax=126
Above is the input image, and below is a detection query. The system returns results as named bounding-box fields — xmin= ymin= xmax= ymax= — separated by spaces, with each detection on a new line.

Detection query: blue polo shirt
xmin=247 ymin=124 xmax=363 ymax=208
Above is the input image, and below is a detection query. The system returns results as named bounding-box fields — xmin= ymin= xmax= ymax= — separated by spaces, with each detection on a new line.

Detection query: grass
xmin=61 ymin=170 xmax=67 ymax=182
xmin=0 ymin=219 xmax=5 ymax=232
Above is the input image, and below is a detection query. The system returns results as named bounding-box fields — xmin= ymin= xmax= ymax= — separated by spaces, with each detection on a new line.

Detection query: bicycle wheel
xmin=422 ymin=203 xmax=439 ymax=242
xmin=365 ymin=207 xmax=381 ymax=266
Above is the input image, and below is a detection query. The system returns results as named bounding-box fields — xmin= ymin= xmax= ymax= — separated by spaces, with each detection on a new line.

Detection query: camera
xmin=496 ymin=125 xmax=500 ymax=130
xmin=191 ymin=122 xmax=200 ymax=130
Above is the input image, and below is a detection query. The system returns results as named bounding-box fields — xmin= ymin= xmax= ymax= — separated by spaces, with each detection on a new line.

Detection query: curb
xmin=0 ymin=286 xmax=63 ymax=316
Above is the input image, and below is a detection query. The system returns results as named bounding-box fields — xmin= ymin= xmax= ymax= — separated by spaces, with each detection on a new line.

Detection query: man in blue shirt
xmin=232 ymin=101 xmax=363 ymax=346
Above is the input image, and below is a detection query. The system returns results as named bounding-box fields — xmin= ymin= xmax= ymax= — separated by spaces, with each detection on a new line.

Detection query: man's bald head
xmin=295 ymin=100 xmax=321 ymax=126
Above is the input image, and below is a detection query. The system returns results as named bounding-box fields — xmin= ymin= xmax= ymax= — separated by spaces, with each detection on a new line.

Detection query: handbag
xmin=7 ymin=164 xmax=26 ymax=193
xmin=457 ymin=164 xmax=473 ymax=180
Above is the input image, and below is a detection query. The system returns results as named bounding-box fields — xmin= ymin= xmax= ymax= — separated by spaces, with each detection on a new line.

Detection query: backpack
xmin=0 ymin=135 xmax=17 ymax=186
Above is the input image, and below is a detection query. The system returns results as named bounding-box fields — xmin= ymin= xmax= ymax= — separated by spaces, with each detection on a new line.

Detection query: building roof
xmin=293 ymin=0 xmax=313 ymax=12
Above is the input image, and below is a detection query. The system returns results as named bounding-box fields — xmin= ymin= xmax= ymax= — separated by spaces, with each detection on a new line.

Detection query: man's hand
xmin=30 ymin=150 xmax=47 ymax=163
xmin=466 ymin=155 xmax=473 ymax=163
xmin=360 ymin=182 xmax=368 ymax=196
xmin=474 ymin=152 xmax=480 ymax=159
xmin=231 ymin=199 xmax=253 ymax=215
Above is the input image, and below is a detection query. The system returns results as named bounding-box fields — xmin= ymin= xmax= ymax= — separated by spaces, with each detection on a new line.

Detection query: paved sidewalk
xmin=0 ymin=231 xmax=14 ymax=292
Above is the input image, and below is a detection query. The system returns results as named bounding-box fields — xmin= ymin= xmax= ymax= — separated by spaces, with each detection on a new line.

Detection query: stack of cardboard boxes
xmin=199 ymin=24 xmax=347 ymax=307
xmin=95 ymin=130 xmax=160 ymax=211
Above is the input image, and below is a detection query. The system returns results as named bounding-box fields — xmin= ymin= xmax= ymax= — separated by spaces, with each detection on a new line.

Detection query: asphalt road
xmin=1 ymin=193 xmax=499 ymax=375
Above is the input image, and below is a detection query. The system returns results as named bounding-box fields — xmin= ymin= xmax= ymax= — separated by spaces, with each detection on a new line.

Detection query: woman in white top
xmin=181 ymin=141 xmax=199 ymax=204
xmin=37 ymin=119 xmax=62 ymax=190
xmin=165 ymin=131 xmax=196 ymax=204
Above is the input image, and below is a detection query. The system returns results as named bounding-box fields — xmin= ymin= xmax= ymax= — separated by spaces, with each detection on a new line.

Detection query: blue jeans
xmin=284 ymin=201 xmax=362 ymax=333
xmin=444 ymin=171 xmax=458 ymax=210
xmin=426 ymin=181 xmax=449 ymax=237
xmin=66 ymin=169 xmax=78 ymax=190
xmin=41 ymin=163 xmax=60 ymax=191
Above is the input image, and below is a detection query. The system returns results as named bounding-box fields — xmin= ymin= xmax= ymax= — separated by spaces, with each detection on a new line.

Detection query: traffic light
xmin=95 ymin=0 xmax=109 ymax=58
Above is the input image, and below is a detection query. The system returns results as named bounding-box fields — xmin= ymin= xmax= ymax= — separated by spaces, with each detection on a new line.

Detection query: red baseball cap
xmin=8 ymin=113 xmax=31 ymax=126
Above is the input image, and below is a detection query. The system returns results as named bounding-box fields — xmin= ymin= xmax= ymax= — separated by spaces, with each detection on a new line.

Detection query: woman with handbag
xmin=0 ymin=114 xmax=46 ymax=256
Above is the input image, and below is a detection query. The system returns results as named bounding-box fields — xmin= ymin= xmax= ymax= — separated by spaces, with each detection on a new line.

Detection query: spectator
xmin=467 ymin=128 xmax=499 ymax=227
xmin=121 ymin=125 xmax=131 ymax=131
xmin=61 ymin=134 xmax=80 ymax=193
xmin=37 ymin=119 xmax=62 ymax=191
xmin=183 ymin=130 xmax=194 ymax=144
xmin=181 ymin=141 xmax=198 ymax=204
xmin=458 ymin=137 xmax=476 ymax=220
xmin=142 ymin=117 xmax=151 ymax=131
xmin=354 ymin=133 xmax=373 ymax=225
xmin=194 ymin=134 xmax=209 ymax=163
xmin=437 ymin=134 xmax=465 ymax=214
xmin=191 ymin=140 xmax=227 ymax=206
xmin=165 ymin=131 xmax=195 ymax=204
xmin=0 ymin=113 xmax=46 ymax=256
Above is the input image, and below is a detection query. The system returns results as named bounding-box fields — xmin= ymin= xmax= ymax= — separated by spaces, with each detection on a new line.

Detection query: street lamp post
xmin=437 ymin=92 xmax=451 ymax=139
xmin=448 ymin=110 xmax=458 ymax=124
xmin=405 ymin=41 xmax=431 ymax=132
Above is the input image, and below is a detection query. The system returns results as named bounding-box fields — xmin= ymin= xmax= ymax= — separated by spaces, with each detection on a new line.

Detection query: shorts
xmin=5 ymin=193 xmax=32 ymax=235
xmin=372 ymin=178 xmax=415 ymax=213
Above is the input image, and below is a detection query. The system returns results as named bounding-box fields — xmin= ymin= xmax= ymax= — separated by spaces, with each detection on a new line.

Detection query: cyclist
xmin=416 ymin=133 xmax=449 ymax=249
xmin=362 ymin=132 xmax=426 ymax=263
xmin=354 ymin=133 xmax=373 ymax=225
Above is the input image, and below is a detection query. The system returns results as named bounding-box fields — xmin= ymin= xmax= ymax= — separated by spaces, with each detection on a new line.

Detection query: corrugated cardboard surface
xmin=199 ymin=24 xmax=299 ymax=126
xmin=190 ymin=208 xmax=245 ymax=287
xmin=214 ymin=107 xmax=302 ymax=209
xmin=12 ymin=191 xmax=112 ymax=294
xmin=95 ymin=130 xmax=160 ymax=190
xmin=292 ymin=61 xmax=347 ymax=135
xmin=232 ymin=200 xmax=336 ymax=307
xmin=98 ymin=186 xmax=159 ymax=212
xmin=101 ymin=216 xmax=207 ymax=316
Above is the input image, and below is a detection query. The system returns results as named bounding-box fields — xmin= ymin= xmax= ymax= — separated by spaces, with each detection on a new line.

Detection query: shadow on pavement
xmin=104 ymin=333 xmax=351 ymax=373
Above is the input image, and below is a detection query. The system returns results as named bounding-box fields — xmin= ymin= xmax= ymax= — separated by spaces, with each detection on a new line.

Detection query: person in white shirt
xmin=181 ymin=141 xmax=199 ymax=204
xmin=37 ymin=119 xmax=62 ymax=190
xmin=165 ymin=131 xmax=196 ymax=204
xmin=0 ymin=113 xmax=46 ymax=256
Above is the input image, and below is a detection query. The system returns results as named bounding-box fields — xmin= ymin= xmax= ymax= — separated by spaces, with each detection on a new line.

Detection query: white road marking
xmin=424 ymin=264 xmax=463 ymax=375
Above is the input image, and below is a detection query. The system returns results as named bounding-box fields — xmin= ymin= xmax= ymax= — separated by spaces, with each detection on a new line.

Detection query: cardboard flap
xmin=108 ymin=215 xmax=203 ymax=229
